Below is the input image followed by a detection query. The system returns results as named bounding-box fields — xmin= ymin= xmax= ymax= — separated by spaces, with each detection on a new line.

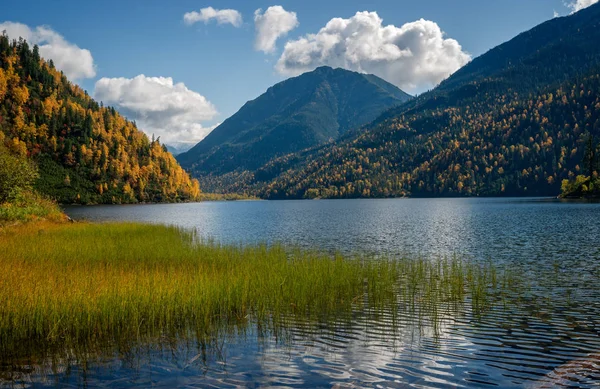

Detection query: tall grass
xmin=0 ymin=223 xmax=512 ymax=362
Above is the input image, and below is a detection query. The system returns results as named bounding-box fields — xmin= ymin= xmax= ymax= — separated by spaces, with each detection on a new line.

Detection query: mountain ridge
xmin=204 ymin=3 xmax=600 ymax=198
xmin=177 ymin=66 xmax=411 ymax=187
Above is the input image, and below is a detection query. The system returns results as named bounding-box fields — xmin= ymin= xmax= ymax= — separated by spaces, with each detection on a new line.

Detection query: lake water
xmin=64 ymin=198 xmax=600 ymax=264
xmin=5 ymin=198 xmax=600 ymax=388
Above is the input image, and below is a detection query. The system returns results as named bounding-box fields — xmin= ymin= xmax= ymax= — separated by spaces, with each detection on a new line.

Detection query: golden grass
xmin=0 ymin=222 xmax=510 ymax=362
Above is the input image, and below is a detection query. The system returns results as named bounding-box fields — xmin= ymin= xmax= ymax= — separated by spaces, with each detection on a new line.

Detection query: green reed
xmin=0 ymin=222 xmax=513 ymax=362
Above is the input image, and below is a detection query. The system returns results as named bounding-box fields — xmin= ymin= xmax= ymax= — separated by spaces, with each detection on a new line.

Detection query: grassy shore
xmin=0 ymin=222 xmax=511 ymax=362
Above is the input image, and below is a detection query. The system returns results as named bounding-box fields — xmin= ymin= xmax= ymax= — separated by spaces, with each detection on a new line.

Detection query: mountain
xmin=165 ymin=143 xmax=195 ymax=157
xmin=227 ymin=3 xmax=600 ymax=199
xmin=0 ymin=34 xmax=200 ymax=204
xmin=177 ymin=66 xmax=411 ymax=190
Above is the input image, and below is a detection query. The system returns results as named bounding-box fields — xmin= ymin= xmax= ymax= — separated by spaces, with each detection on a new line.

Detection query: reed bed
xmin=0 ymin=222 xmax=513 ymax=362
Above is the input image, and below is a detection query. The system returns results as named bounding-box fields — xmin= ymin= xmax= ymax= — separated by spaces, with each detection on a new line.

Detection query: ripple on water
xmin=3 ymin=296 xmax=600 ymax=389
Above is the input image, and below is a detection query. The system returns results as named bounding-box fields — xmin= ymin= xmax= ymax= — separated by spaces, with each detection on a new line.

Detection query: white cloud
xmin=167 ymin=123 xmax=221 ymax=153
xmin=567 ymin=0 xmax=598 ymax=12
xmin=0 ymin=21 xmax=96 ymax=80
xmin=184 ymin=7 xmax=242 ymax=27
xmin=275 ymin=12 xmax=471 ymax=93
xmin=254 ymin=6 xmax=299 ymax=54
xmin=94 ymin=75 xmax=218 ymax=145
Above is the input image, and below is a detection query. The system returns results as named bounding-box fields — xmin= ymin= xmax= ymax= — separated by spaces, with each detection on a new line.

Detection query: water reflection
xmin=5 ymin=281 xmax=600 ymax=388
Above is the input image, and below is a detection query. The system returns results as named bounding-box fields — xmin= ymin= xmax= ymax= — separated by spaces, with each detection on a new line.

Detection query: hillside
xmin=177 ymin=66 xmax=411 ymax=190
xmin=227 ymin=3 xmax=600 ymax=199
xmin=0 ymin=34 xmax=200 ymax=204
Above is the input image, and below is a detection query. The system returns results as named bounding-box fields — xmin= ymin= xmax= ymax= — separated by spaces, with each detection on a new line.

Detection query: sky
xmin=1 ymin=0 xmax=597 ymax=148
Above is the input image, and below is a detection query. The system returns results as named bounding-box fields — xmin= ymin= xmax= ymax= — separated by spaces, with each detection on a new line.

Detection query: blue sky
xmin=1 ymin=0 xmax=592 ymax=147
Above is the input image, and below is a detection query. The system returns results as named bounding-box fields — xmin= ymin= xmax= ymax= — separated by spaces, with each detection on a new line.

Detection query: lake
xmin=5 ymin=198 xmax=600 ymax=388
xmin=64 ymin=197 xmax=600 ymax=264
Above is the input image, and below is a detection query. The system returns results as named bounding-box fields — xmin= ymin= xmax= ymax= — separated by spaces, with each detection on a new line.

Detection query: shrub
xmin=0 ymin=145 xmax=39 ymax=203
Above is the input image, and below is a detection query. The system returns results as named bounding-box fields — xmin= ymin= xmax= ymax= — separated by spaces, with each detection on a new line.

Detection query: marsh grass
xmin=0 ymin=222 xmax=513 ymax=364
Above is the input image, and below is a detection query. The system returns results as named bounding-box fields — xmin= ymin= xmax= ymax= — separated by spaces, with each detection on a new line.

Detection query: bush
xmin=560 ymin=175 xmax=600 ymax=198
xmin=0 ymin=146 xmax=39 ymax=203
xmin=0 ymin=191 xmax=65 ymax=224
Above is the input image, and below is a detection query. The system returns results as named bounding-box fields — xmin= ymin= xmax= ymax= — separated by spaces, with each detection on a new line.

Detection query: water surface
xmin=5 ymin=198 xmax=599 ymax=388
xmin=65 ymin=197 xmax=600 ymax=263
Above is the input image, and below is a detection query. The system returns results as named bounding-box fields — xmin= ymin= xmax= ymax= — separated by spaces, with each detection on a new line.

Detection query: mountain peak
xmin=314 ymin=65 xmax=335 ymax=72
xmin=177 ymin=67 xmax=411 ymax=183
xmin=310 ymin=66 xmax=367 ymax=78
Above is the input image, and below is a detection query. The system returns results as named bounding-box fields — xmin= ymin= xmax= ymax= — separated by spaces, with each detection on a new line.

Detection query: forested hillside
xmin=222 ymin=4 xmax=600 ymax=199
xmin=0 ymin=34 xmax=200 ymax=204
xmin=259 ymin=72 xmax=600 ymax=198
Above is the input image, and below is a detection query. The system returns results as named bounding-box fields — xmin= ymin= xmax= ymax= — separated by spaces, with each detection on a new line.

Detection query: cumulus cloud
xmin=567 ymin=0 xmax=598 ymax=12
xmin=254 ymin=6 xmax=299 ymax=53
xmin=94 ymin=75 xmax=218 ymax=145
xmin=0 ymin=21 xmax=96 ymax=80
xmin=275 ymin=12 xmax=470 ymax=92
xmin=184 ymin=7 xmax=242 ymax=27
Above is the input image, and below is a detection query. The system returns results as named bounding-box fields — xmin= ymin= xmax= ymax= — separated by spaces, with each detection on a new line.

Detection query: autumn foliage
xmin=0 ymin=34 xmax=200 ymax=204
